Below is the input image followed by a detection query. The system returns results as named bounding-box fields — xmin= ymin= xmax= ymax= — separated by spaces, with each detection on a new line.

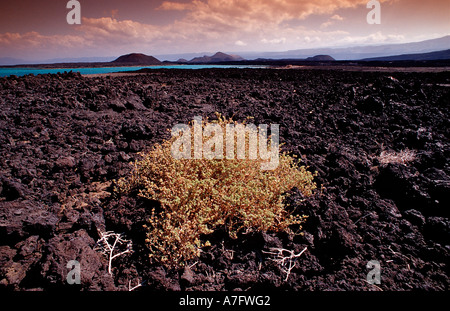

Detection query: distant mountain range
xmin=237 ymin=35 xmax=450 ymax=60
xmin=361 ymin=49 xmax=450 ymax=61
xmin=179 ymin=52 xmax=245 ymax=63
xmin=0 ymin=35 xmax=449 ymax=67
xmin=154 ymin=35 xmax=450 ymax=61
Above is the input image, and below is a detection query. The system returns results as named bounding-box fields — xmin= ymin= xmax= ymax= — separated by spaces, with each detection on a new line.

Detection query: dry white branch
xmin=189 ymin=261 xmax=199 ymax=269
xmin=128 ymin=279 xmax=144 ymax=291
xmin=263 ymin=247 xmax=307 ymax=281
xmin=95 ymin=230 xmax=133 ymax=275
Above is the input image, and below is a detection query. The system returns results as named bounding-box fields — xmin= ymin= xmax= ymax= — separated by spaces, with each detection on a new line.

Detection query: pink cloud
xmin=158 ymin=0 xmax=382 ymax=23
xmin=1 ymin=0 xmax=445 ymax=59
xmin=157 ymin=1 xmax=195 ymax=11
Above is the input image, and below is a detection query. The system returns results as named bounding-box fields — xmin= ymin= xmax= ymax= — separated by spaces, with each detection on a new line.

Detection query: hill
xmin=189 ymin=52 xmax=245 ymax=63
xmin=305 ymin=55 xmax=335 ymax=61
xmin=111 ymin=53 xmax=161 ymax=65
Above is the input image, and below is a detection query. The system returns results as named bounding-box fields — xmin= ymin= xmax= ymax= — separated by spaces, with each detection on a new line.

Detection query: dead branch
xmin=95 ymin=230 xmax=133 ymax=275
xmin=128 ymin=279 xmax=144 ymax=291
xmin=263 ymin=246 xmax=307 ymax=281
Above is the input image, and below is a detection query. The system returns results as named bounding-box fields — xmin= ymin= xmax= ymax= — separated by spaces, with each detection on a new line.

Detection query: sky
xmin=0 ymin=0 xmax=449 ymax=61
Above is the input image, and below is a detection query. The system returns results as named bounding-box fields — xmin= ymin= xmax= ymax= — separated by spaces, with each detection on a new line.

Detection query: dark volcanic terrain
xmin=0 ymin=68 xmax=448 ymax=291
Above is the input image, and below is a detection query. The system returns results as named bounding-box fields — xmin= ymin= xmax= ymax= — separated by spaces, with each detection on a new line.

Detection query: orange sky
xmin=0 ymin=0 xmax=449 ymax=61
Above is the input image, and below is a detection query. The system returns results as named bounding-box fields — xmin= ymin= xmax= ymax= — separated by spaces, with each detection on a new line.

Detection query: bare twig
xmin=188 ymin=261 xmax=199 ymax=269
xmin=388 ymin=245 xmax=411 ymax=270
xmin=354 ymin=213 xmax=371 ymax=225
xmin=128 ymin=279 xmax=145 ymax=291
xmin=221 ymin=241 xmax=234 ymax=260
xmin=263 ymin=247 xmax=307 ymax=281
xmin=95 ymin=230 xmax=133 ymax=275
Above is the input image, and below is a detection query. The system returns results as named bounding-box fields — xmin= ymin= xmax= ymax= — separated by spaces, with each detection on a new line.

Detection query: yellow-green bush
xmin=115 ymin=115 xmax=316 ymax=267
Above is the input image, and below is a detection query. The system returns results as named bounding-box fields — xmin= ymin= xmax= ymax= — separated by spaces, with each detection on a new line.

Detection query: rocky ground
xmin=0 ymin=68 xmax=448 ymax=291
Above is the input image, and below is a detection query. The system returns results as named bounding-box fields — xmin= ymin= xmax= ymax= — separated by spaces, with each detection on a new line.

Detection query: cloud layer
xmin=0 ymin=0 xmax=448 ymax=60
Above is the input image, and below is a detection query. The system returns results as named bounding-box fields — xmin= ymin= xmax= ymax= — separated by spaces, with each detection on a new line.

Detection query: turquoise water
xmin=0 ymin=65 xmax=266 ymax=77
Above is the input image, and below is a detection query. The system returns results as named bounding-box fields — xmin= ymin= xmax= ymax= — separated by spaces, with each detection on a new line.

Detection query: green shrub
xmin=115 ymin=115 xmax=316 ymax=267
